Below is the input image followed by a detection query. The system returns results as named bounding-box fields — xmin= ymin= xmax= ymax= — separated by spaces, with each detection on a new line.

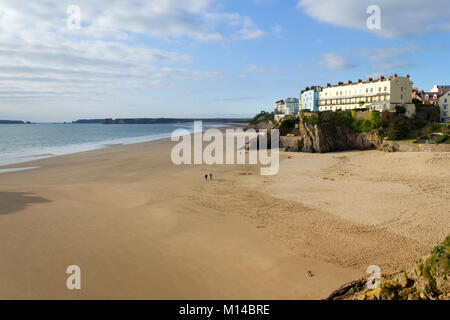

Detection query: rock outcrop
xmin=246 ymin=112 xmax=275 ymax=131
xmin=328 ymin=236 xmax=450 ymax=300
xmin=281 ymin=122 xmax=383 ymax=153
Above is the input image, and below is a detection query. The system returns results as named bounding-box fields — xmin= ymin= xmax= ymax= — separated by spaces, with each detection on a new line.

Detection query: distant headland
xmin=72 ymin=118 xmax=250 ymax=124
xmin=0 ymin=120 xmax=33 ymax=124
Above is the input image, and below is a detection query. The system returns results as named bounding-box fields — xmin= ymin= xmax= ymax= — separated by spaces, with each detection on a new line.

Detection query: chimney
xmin=358 ymin=79 xmax=362 ymax=83
xmin=367 ymin=77 xmax=373 ymax=82
xmin=379 ymin=76 xmax=385 ymax=81
xmin=327 ymin=83 xmax=331 ymax=88
xmin=406 ymin=74 xmax=410 ymax=78
xmin=348 ymin=80 xmax=352 ymax=84
xmin=394 ymin=74 xmax=398 ymax=78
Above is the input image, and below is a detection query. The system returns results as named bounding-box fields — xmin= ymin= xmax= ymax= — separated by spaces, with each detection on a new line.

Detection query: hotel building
xmin=300 ymin=86 xmax=321 ymax=112
xmin=274 ymin=98 xmax=299 ymax=122
xmin=439 ymin=92 xmax=450 ymax=123
xmin=317 ymin=74 xmax=415 ymax=117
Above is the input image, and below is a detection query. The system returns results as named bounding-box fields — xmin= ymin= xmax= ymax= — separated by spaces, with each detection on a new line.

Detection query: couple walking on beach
xmin=205 ymin=173 xmax=213 ymax=181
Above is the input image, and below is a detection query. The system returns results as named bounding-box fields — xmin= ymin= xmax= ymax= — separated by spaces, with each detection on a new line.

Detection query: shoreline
xmin=0 ymin=130 xmax=448 ymax=299
xmin=0 ymin=122 xmax=247 ymax=170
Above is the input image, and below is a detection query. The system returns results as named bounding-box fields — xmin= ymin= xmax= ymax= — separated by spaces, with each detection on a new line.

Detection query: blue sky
xmin=0 ymin=0 xmax=449 ymax=122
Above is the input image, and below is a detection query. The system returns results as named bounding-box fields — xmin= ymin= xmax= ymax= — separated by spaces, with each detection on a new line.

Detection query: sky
xmin=0 ymin=0 xmax=449 ymax=122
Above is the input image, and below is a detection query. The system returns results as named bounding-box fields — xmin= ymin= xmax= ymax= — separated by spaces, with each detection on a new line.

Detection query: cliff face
xmin=328 ymin=236 xmax=450 ymax=300
xmin=281 ymin=122 xmax=383 ymax=153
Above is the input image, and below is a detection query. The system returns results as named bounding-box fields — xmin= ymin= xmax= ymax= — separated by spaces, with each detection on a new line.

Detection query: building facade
xmin=317 ymin=74 xmax=415 ymax=117
xmin=285 ymin=98 xmax=299 ymax=115
xmin=274 ymin=98 xmax=299 ymax=122
xmin=301 ymin=86 xmax=321 ymax=112
xmin=418 ymin=91 xmax=441 ymax=105
xmin=439 ymin=92 xmax=450 ymax=123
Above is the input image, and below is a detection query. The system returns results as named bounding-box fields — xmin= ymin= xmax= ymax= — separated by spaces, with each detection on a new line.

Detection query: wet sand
xmin=0 ymin=136 xmax=448 ymax=299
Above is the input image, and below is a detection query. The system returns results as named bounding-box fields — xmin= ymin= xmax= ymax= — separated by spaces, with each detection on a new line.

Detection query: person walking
xmin=209 ymin=173 xmax=213 ymax=181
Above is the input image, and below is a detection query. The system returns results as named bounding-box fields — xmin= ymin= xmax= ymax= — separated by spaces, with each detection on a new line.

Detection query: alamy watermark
xmin=366 ymin=265 xmax=381 ymax=290
xmin=66 ymin=265 xmax=81 ymax=290
xmin=67 ymin=5 xmax=81 ymax=30
xmin=366 ymin=5 xmax=381 ymax=30
xmin=170 ymin=121 xmax=280 ymax=176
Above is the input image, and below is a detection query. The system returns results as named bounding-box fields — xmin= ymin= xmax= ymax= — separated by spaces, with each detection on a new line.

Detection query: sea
xmin=0 ymin=123 xmax=225 ymax=167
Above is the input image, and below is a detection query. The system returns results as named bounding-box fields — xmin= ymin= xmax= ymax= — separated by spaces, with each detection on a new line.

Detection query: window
xmin=384 ymin=86 xmax=387 ymax=91
xmin=370 ymin=88 xmax=373 ymax=92
xmin=401 ymin=94 xmax=403 ymax=100
xmin=401 ymin=87 xmax=403 ymax=92
xmin=366 ymin=88 xmax=369 ymax=93
xmin=379 ymin=87 xmax=381 ymax=92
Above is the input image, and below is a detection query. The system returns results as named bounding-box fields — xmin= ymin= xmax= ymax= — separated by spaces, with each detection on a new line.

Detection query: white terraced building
xmin=317 ymin=74 xmax=416 ymax=117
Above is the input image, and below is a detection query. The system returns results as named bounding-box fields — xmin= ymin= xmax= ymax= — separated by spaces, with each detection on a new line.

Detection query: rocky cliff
xmin=282 ymin=122 xmax=383 ymax=153
xmin=328 ymin=236 xmax=450 ymax=300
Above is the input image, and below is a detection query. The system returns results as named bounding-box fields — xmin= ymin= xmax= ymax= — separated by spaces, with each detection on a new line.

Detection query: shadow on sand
xmin=0 ymin=192 xmax=51 ymax=215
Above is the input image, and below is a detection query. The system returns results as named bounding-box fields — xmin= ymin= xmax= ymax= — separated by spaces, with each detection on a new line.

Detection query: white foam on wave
xmin=0 ymin=167 xmax=39 ymax=174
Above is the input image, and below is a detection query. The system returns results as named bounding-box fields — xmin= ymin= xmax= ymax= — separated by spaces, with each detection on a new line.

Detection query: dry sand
xmin=0 ymin=135 xmax=448 ymax=299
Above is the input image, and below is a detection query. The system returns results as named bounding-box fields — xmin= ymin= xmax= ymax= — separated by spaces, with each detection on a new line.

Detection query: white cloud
xmin=318 ymin=53 xmax=357 ymax=70
xmin=360 ymin=47 xmax=423 ymax=62
xmin=371 ymin=62 xmax=415 ymax=70
xmin=244 ymin=65 xmax=280 ymax=73
xmin=360 ymin=46 xmax=422 ymax=74
xmin=234 ymin=16 xmax=266 ymax=40
xmin=0 ymin=0 xmax=265 ymax=42
xmin=0 ymin=0 xmax=262 ymax=102
xmin=297 ymin=0 xmax=450 ymax=37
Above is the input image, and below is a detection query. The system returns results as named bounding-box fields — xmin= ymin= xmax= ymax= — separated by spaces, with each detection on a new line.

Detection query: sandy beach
xmin=0 ymin=134 xmax=449 ymax=299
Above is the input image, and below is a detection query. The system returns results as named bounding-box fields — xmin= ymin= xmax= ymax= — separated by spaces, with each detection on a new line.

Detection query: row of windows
xmin=318 ymin=95 xmax=390 ymax=106
xmin=322 ymin=86 xmax=390 ymax=97
xmin=319 ymin=105 xmax=385 ymax=111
